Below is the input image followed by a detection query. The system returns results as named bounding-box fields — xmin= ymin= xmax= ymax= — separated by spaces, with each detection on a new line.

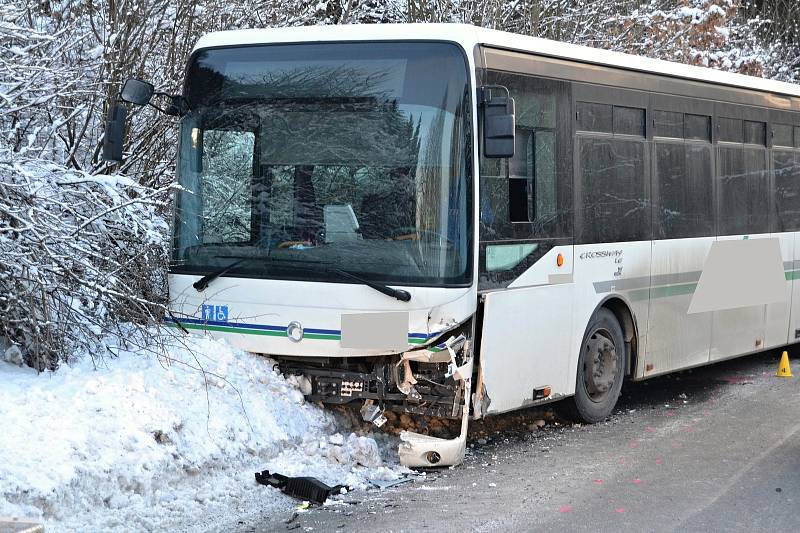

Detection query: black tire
xmin=566 ymin=308 xmax=625 ymax=423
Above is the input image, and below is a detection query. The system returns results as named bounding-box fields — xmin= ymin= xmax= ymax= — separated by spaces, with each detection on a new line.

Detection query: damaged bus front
xmin=164 ymin=37 xmax=485 ymax=467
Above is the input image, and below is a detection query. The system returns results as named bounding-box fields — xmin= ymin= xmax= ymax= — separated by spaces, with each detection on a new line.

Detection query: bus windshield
xmin=172 ymin=42 xmax=472 ymax=287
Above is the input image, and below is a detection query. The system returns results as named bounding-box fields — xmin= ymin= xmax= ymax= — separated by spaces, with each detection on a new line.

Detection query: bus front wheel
xmin=567 ymin=308 xmax=625 ymax=423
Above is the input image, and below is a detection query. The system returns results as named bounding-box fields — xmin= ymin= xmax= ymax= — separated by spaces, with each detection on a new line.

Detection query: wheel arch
xmin=594 ymin=295 xmax=640 ymax=378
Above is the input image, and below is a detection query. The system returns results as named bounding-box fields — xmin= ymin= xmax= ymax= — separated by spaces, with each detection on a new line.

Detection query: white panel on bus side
xmin=479 ymin=283 xmax=574 ymax=414
xmin=645 ymin=237 xmax=714 ymax=376
xmin=570 ymin=241 xmax=652 ymax=381
xmin=787 ymin=232 xmax=800 ymax=346
xmin=709 ymin=234 xmax=771 ymax=361
xmin=764 ymin=232 xmax=794 ymax=349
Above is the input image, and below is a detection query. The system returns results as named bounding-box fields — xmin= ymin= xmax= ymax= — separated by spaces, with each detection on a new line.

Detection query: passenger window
xmin=577 ymin=102 xmax=612 ymax=133
xmin=613 ymin=106 xmax=645 ymax=136
xmin=480 ymin=72 xmax=572 ymax=242
xmin=719 ymin=117 xmax=743 ymax=143
xmin=479 ymin=70 xmax=572 ymax=289
xmin=744 ymin=120 xmax=766 ymax=146
xmin=578 ymin=138 xmax=648 ymax=243
xmin=654 ymin=110 xmax=683 ymax=139
xmin=685 ymin=114 xmax=711 ymax=141
xmin=774 ymin=150 xmax=800 ymax=231
xmin=718 ymin=146 xmax=769 ymax=235
xmin=506 ymin=128 xmax=557 ymax=223
xmin=654 ymin=142 xmax=714 ymax=239
xmin=773 ymin=123 xmax=793 ymax=148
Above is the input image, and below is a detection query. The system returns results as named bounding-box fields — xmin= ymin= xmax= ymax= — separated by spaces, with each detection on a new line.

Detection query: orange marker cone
xmin=777 ymin=351 xmax=793 ymax=378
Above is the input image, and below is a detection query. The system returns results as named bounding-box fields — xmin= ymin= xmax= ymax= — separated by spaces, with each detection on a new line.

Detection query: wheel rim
xmin=582 ymin=328 xmax=619 ymax=403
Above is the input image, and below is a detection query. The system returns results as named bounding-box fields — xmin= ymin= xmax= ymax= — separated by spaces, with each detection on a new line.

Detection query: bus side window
xmin=478 ymin=70 xmax=572 ymax=289
xmin=576 ymin=100 xmax=649 ymax=244
xmin=480 ymin=72 xmax=571 ymax=240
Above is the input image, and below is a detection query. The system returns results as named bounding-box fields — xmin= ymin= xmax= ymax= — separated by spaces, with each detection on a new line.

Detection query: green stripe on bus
xmin=606 ymin=267 xmax=800 ymax=301
xmin=166 ymin=320 xmax=431 ymax=344
xmin=786 ymin=270 xmax=800 ymax=280
xmin=628 ymin=282 xmax=698 ymax=301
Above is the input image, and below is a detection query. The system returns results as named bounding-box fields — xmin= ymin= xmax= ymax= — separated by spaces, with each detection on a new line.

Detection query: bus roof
xmin=193 ymin=23 xmax=800 ymax=100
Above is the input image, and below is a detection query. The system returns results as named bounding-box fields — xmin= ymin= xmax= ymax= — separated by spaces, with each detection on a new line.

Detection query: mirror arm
xmin=146 ymin=101 xmax=169 ymax=114
xmin=153 ymin=92 xmax=187 ymax=116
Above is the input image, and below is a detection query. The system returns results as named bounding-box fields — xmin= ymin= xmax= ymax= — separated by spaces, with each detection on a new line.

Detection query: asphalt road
xmin=232 ymin=348 xmax=800 ymax=533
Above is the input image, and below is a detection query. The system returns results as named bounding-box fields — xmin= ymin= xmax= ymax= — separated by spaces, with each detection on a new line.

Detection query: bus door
xmin=767 ymin=112 xmax=800 ymax=349
xmin=476 ymin=65 xmax=575 ymax=413
xmin=646 ymin=97 xmax=714 ymax=375
xmin=709 ymin=105 xmax=772 ymax=361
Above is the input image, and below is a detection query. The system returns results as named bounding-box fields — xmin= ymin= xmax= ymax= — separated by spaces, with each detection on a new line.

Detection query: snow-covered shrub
xmin=0 ymin=160 xmax=172 ymax=369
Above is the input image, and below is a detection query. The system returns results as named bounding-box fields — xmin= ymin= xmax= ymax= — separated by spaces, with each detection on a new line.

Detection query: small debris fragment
xmin=535 ymin=419 xmax=546 ymax=428
xmin=369 ymin=476 xmax=414 ymax=490
xmin=488 ymin=482 xmax=497 ymax=487
xmin=776 ymin=488 xmax=783 ymax=493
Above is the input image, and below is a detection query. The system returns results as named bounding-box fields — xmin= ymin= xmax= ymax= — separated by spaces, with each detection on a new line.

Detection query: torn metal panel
xmin=471 ymin=365 xmax=490 ymax=420
xmin=399 ymin=336 xmax=473 ymax=468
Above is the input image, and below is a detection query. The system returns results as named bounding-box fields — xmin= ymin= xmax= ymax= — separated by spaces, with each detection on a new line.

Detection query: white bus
xmin=109 ymin=24 xmax=800 ymax=468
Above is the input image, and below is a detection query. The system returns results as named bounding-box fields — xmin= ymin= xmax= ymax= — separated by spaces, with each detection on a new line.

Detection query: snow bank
xmin=0 ymin=333 xmax=404 ymax=532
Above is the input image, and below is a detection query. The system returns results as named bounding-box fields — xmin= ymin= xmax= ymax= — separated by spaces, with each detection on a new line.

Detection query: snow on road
xmin=0 ymin=332 xmax=405 ymax=532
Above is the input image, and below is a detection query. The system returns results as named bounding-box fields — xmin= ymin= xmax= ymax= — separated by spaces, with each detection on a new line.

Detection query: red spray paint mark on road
xmin=671 ymin=440 xmax=682 ymax=448
xmin=593 ymin=479 xmax=604 ymax=485
xmin=629 ymin=440 xmax=640 ymax=448
xmin=655 ymin=457 xmax=662 ymax=465
xmin=615 ymin=508 xmax=626 ymax=513
xmin=665 ymin=410 xmax=675 ymax=417
xmin=645 ymin=426 xmax=655 ymax=433
xmin=559 ymin=505 xmax=572 ymax=513
xmin=632 ymin=478 xmax=642 ymax=485
xmin=703 ymin=410 xmax=711 ymax=417
xmin=619 ymin=458 xmax=626 ymax=465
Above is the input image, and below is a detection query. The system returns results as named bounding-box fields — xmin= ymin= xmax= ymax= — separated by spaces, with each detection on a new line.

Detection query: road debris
xmin=255 ymin=470 xmax=350 ymax=505
xmin=368 ymin=476 xmax=415 ymax=490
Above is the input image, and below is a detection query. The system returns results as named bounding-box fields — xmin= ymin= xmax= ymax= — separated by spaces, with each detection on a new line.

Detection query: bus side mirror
xmin=481 ymin=86 xmax=515 ymax=159
xmin=120 ymin=78 xmax=154 ymax=106
xmin=102 ymin=99 xmax=127 ymax=162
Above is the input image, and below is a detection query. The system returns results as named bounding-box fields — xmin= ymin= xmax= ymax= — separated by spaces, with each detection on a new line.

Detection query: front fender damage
xmin=398 ymin=335 xmax=473 ymax=468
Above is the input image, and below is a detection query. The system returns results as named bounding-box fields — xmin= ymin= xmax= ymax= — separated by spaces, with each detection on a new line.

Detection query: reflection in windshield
xmin=172 ymin=42 xmax=471 ymax=286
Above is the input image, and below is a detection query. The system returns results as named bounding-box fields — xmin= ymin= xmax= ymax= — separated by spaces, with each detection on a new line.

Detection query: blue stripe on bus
xmin=164 ymin=316 xmax=438 ymax=339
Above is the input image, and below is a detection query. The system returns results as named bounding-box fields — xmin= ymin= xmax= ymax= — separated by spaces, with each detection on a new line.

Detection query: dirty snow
xmin=0 ymin=332 xmax=405 ymax=532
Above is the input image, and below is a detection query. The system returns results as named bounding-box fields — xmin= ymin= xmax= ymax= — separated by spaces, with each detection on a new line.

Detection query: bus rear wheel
xmin=567 ymin=308 xmax=625 ymax=423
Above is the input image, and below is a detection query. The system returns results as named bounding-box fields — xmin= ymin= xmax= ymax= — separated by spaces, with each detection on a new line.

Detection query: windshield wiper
xmin=193 ymin=258 xmax=250 ymax=291
xmin=325 ymin=267 xmax=411 ymax=302
xmin=193 ymin=257 xmax=411 ymax=302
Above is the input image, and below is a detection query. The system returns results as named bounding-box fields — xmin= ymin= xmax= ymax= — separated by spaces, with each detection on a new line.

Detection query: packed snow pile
xmin=0 ymin=333 xmax=404 ymax=532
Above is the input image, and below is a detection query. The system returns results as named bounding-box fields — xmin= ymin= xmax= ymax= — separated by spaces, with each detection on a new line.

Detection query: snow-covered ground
xmin=0 ymin=332 xmax=405 ymax=532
